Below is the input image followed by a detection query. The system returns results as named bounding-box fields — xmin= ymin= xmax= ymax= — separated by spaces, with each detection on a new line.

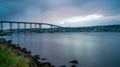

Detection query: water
xmin=1 ymin=32 xmax=120 ymax=67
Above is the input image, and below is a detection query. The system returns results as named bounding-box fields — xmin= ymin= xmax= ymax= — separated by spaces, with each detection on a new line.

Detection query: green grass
xmin=0 ymin=44 xmax=29 ymax=67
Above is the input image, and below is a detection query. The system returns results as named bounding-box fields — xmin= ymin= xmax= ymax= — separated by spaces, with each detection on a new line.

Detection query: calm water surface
xmin=1 ymin=32 xmax=120 ymax=67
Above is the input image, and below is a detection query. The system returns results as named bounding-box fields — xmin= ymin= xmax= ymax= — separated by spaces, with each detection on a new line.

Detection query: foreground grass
xmin=0 ymin=44 xmax=29 ymax=67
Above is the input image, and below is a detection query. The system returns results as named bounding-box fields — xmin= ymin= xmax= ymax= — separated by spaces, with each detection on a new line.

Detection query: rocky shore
xmin=0 ymin=38 xmax=78 ymax=67
xmin=0 ymin=38 xmax=53 ymax=67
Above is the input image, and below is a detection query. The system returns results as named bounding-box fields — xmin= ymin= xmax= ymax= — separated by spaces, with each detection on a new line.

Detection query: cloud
xmin=59 ymin=14 xmax=103 ymax=24
xmin=57 ymin=14 xmax=120 ymax=27
xmin=0 ymin=0 xmax=120 ymax=26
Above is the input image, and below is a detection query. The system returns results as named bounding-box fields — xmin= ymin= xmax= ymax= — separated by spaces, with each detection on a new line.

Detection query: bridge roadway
xmin=0 ymin=21 xmax=62 ymax=33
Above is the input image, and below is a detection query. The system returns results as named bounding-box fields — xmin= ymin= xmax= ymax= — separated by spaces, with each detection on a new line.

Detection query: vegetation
xmin=0 ymin=44 xmax=29 ymax=67
xmin=0 ymin=38 xmax=52 ymax=67
xmin=0 ymin=45 xmax=16 ymax=67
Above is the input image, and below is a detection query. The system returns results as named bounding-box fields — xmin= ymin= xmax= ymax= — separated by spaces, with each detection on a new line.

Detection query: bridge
xmin=0 ymin=21 xmax=62 ymax=33
xmin=1 ymin=21 xmax=118 ymax=34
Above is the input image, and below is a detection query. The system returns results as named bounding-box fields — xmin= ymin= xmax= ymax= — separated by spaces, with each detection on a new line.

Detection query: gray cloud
xmin=0 ymin=0 xmax=120 ymax=26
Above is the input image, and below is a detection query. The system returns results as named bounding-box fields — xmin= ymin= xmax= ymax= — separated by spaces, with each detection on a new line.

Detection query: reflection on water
xmin=1 ymin=32 xmax=120 ymax=67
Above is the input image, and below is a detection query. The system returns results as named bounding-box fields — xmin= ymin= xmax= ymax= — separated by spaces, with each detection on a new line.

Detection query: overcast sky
xmin=0 ymin=0 xmax=120 ymax=27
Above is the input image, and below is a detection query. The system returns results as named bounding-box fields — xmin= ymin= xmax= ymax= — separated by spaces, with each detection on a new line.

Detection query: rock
xmin=69 ymin=60 xmax=79 ymax=64
xmin=29 ymin=61 xmax=37 ymax=67
xmin=60 ymin=65 xmax=66 ymax=67
xmin=52 ymin=65 xmax=55 ymax=67
xmin=41 ymin=58 xmax=47 ymax=61
xmin=40 ymin=62 xmax=51 ymax=67
xmin=71 ymin=65 xmax=76 ymax=67
xmin=34 ymin=55 xmax=40 ymax=60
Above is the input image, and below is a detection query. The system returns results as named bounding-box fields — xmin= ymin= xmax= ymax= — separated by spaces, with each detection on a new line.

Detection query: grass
xmin=0 ymin=44 xmax=29 ymax=67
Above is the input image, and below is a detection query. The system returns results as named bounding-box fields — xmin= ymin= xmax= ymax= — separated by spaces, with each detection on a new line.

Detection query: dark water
xmin=1 ymin=32 xmax=120 ymax=67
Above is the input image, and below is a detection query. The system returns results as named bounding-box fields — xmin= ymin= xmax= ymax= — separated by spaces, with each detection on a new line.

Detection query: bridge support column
xmin=0 ymin=22 xmax=3 ymax=31
xmin=39 ymin=24 xmax=41 ymax=28
xmin=17 ymin=23 xmax=20 ymax=32
xmin=54 ymin=26 xmax=56 ymax=28
xmin=30 ymin=23 xmax=32 ymax=29
xmin=35 ymin=24 xmax=37 ymax=29
xmin=38 ymin=24 xmax=42 ymax=32
xmin=51 ymin=25 xmax=53 ymax=28
xmin=10 ymin=23 xmax=12 ymax=32
xmin=24 ymin=23 xmax=26 ymax=32
xmin=24 ymin=23 xmax=26 ymax=29
xmin=51 ymin=25 xmax=55 ymax=28
xmin=30 ymin=23 xmax=32 ymax=32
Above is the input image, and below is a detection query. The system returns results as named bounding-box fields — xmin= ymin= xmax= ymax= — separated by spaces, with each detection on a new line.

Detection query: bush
xmin=16 ymin=58 xmax=29 ymax=67
xmin=0 ymin=45 xmax=16 ymax=67
xmin=0 ymin=45 xmax=29 ymax=67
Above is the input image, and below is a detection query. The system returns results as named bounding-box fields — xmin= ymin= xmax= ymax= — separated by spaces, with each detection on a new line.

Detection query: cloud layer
xmin=0 ymin=0 xmax=120 ymax=27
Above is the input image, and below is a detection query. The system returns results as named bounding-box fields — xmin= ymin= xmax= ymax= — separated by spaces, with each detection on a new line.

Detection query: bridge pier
xmin=24 ymin=23 xmax=26 ymax=29
xmin=30 ymin=23 xmax=32 ymax=29
xmin=0 ymin=22 xmax=3 ymax=31
xmin=51 ymin=25 xmax=53 ymax=28
xmin=17 ymin=23 xmax=20 ymax=32
xmin=54 ymin=26 xmax=57 ymax=28
xmin=51 ymin=25 xmax=56 ymax=28
xmin=24 ymin=23 xmax=26 ymax=32
xmin=39 ymin=24 xmax=41 ymax=28
xmin=10 ymin=23 xmax=12 ymax=32
xmin=30 ymin=23 xmax=32 ymax=32
xmin=35 ymin=24 xmax=37 ymax=28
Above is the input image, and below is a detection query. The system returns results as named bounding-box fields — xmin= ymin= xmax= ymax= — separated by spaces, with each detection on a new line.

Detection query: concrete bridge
xmin=0 ymin=21 xmax=62 ymax=33
xmin=0 ymin=21 xmax=119 ymax=34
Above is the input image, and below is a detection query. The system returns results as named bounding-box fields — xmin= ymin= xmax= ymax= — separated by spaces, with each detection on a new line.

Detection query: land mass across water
xmin=49 ymin=24 xmax=120 ymax=32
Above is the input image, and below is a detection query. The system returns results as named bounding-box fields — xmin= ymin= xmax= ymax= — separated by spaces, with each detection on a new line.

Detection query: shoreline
xmin=0 ymin=38 xmax=78 ymax=67
xmin=0 ymin=38 xmax=53 ymax=67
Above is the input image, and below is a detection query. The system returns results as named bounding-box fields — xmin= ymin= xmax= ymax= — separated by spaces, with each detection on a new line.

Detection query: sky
xmin=0 ymin=0 xmax=120 ymax=27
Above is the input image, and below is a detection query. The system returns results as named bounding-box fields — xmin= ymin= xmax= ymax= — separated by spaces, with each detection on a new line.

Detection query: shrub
xmin=0 ymin=45 xmax=17 ymax=67
xmin=0 ymin=45 xmax=29 ymax=67
xmin=16 ymin=58 xmax=29 ymax=67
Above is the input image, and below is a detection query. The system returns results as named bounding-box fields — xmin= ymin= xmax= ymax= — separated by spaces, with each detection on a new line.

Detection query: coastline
xmin=0 ymin=38 xmax=78 ymax=67
xmin=0 ymin=38 xmax=53 ymax=67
